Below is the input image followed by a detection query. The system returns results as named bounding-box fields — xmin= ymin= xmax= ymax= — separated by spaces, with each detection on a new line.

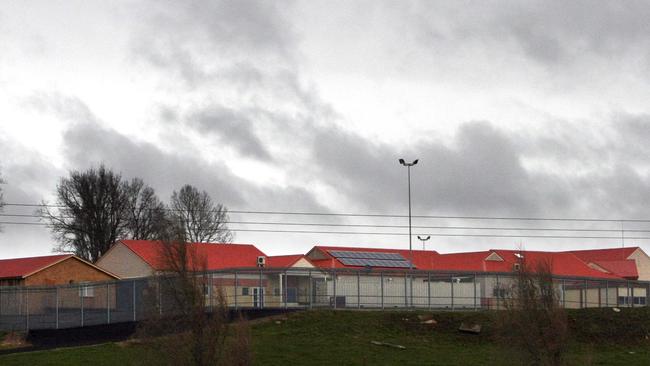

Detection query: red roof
xmin=592 ymin=260 xmax=638 ymax=279
xmin=489 ymin=250 xmax=622 ymax=279
xmin=568 ymin=247 xmax=641 ymax=279
xmin=568 ymin=247 xmax=638 ymax=262
xmin=266 ymin=254 xmax=312 ymax=268
xmin=307 ymin=245 xmax=439 ymax=270
xmin=0 ymin=254 xmax=73 ymax=279
xmin=119 ymin=240 xmax=266 ymax=271
xmin=305 ymin=245 xmax=622 ymax=279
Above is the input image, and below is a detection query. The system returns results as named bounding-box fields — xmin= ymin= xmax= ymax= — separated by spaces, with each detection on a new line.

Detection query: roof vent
xmin=513 ymin=263 xmax=521 ymax=271
xmin=514 ymin=253 xmax=524 ymax=259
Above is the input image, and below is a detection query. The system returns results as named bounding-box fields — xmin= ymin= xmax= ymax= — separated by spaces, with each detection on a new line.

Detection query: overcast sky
xmin=2 ymin=1 xmax=650 ymax=259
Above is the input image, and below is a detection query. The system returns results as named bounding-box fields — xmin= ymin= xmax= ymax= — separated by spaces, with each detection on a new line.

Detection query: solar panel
xmin=338 ymin=257 xmax=413 ymax=268
xmin=329 ymin=250 xmax=404 ymax=261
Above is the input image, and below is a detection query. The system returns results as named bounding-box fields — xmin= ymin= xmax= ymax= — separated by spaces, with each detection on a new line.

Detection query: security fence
xmin=1 ymin=268 xmax=649 ymax=331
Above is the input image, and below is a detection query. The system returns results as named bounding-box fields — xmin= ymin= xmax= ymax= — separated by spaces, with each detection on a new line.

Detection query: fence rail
xmin=1 ymin=268 xmax=649 ymax=331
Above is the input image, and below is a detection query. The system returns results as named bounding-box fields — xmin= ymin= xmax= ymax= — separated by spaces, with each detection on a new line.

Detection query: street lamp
xmin=399 ymin=158 xmax=418 ymax=308
xmin=398 ymin=158 xmax=418 ymax=270
xmin=417 ymin=235 xmax=431 ymax=250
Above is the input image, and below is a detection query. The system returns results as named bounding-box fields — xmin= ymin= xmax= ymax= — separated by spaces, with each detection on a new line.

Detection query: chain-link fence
xmin=2 ymin=268 xmax=649 ymax=331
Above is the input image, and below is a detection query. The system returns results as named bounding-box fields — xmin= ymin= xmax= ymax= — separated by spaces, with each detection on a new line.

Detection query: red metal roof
xmin=489 ymin=250 xmax=622 ymax=279
xmin=568 ymin=247 xmax=638 ymax=262
xmin=591 ymin=260 xmax=638 ymax=279
xmin=307 ymin=245 xmax=439 ymax=270
xmin=266 ymin=254 xmax=311 ymax=268
xmin=567 ymin=248 xmax=640 ymax=279
xmin=119 ymin=240 xmax=266 ymax=271
xmin=306 ymin=245 xmax=623 ymax=279
xmin=0 ymin=254 xmax=73 ymax=279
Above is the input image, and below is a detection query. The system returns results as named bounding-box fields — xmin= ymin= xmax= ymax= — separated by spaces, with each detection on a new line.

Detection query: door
xmin=253 ymin=288 xmax=264 ymax=308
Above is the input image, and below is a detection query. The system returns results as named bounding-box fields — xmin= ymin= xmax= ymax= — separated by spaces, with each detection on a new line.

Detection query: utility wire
xmin=1 ymin=221 xmax=649 ymax=240
xmin=5 ymin=201 xmax=650 ymax=223
xmin=1 ymin=213 xmax=649 ymax=233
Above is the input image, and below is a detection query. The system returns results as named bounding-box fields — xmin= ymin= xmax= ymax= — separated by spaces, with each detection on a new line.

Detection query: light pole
xmin=398 ymin=158 xmax=418 ymax=269
xmin=417 ymin=235 xmax=431 ymax=250
xmin=399 ymin=158 xmax=418 ymax=307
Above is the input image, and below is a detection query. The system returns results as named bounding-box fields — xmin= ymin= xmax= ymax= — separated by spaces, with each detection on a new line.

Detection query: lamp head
xmin=398 ymin=158 xmax=405 ymax=165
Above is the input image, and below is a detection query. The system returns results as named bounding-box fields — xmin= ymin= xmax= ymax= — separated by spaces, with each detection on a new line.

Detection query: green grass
xmin=1 ymin=309 xmax=650 ymax=365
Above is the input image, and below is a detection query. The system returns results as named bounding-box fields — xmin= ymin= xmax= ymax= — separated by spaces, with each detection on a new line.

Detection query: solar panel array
xmin=329 ymin=250 xmax=415 ymax=268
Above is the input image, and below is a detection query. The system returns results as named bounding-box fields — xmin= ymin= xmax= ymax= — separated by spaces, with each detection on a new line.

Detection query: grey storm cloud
xmin=54 ymin=95 xmax=328 ymax=214
xmin=131 ymin=0 xmax=295 ymax=88
xmin=189 ymin=107 xmax=271 ymax=161
xmin=410 ymin=1 xmax=650 ymax=67
xmin=312 ymin=121 xmax=539 ymax=215
xmin=310 ymin=117 xmax=650 ymax=222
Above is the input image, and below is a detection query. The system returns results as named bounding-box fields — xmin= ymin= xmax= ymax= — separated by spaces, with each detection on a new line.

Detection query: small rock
xmin=613 ymin=307 xmax=621 ymax=313
xmin=274 ymin=320 xmax=282 ymax=324
xmin=459 ymin=323 xmax=481 ymax=334
xmin=421 ymin=319 xmax=437 ymax=325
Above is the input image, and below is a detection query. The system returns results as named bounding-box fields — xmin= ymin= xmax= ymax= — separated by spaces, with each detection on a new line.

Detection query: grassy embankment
xmin=1 ymin=308 xmax=649 ymax=365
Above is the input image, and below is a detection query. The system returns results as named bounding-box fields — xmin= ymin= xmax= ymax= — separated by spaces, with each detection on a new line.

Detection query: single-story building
xmin=0 ymin=254 xmax=119 ymax=287
xmin=0 ymin=254 xmax=120 ymax=320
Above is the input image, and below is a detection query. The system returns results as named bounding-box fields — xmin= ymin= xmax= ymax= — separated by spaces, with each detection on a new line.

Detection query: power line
xmin=4 ymin=201 xmax=650 ymax=223
xmin=1 ymin=213 xmax=646 ymax=233
xmin=0 ymin=220 xmax=648 ymax=240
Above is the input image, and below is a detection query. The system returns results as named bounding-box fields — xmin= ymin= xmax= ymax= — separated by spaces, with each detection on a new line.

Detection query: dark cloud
xmin=312 ymin=121 xmax=538 ymax=215
xmin=189 ymin=106 xmax=271 ymax=160
xmin=411 ymin=1 xmax=650 ymax=67
xmin=131 ymin=0 xmax=295 ymax=88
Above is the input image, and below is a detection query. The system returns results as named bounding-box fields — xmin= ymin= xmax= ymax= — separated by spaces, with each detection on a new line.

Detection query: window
xmin=79 ymin=283 xmax=94 ymax=298
xmin=618 ymin=296 xmax=646 ymax=305
xmin=242 ymin=287 xmax=249 ymax=296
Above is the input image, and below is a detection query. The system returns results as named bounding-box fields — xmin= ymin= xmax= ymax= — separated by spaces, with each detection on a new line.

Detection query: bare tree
xmin=497 ymin=256 xmax=569 ymax=366
xmin=41 ymin=165 xmax=131 ymax=262
xmin=123 ymin=178 xmax=167 ymax=240
xmin=137 ymin=225 xmax=251 ymax=366
xmin=170 ymin=184 xmax=233 ymax=243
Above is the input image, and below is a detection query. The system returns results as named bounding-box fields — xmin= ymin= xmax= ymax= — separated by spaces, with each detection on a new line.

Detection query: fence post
xmin=332 ymin=270 xmax=337 ymax=309
xmin=259 ymin=268 xmax=263 ymax=309
xmin=25 ymin=288 xmax=29 ymax=332
xmin=630 ymin=281 xmax=634 ymax=308
xmin=647 ymin=282 xmax=650 ymax=308
xmin=234 ymin=271 xmax=238 ymax=310
xmin=605 ymin=280 xmax=609 ymax=307
xmin=158 ymin=277 xmax=162 ymax=316
xmin=583 ymin=280 xmax=587 ymax=308
xmin=107 ymin=283 xmax=110 ymax=324
xmin=561 ymin=279 xmax=566 ymax=308
xmin=80 ymin=285 xmax=84 ymax=327
xmin=473 ymin=273 xmax=477 ymax=311
xmin=404 ymin=272 xmax=409 ymax=308
xmin=308 ymin=270 xmax=313 ymax=309
xmin=598 ymin=281 xmax=602 ymax=308
xmin=284 ymin=270 xmax=288 ymax=309
xmin=55 ymin=286 xmax=59 ymax=329
xmin=380 ymin=272 xmax=384 ymax=310
xmin=357 ymin=271 xmax=361 ymax=309
xmin=495 ymin=274 xmax=500 ymax=310
xmin=450 ymin=274 xmax=455 ymax=311
xmin=132 ymin=279 xmax=136 ymax=322
xmin=427 ymin=272 xmax=431 ymax=310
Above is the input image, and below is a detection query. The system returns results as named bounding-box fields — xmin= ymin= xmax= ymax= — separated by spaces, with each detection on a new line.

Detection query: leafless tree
xmin=123 ymin=178 xmax=168 ymax=240
xmin=137 ymin=224 xmax=251 ymax=366
xmin=170 ymin=184 xmax=233 ymax=243
xmin=41 ymin=165 xmax=131 ymax=262
xmin=497 ymin=255 xmax=569 ymax=366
